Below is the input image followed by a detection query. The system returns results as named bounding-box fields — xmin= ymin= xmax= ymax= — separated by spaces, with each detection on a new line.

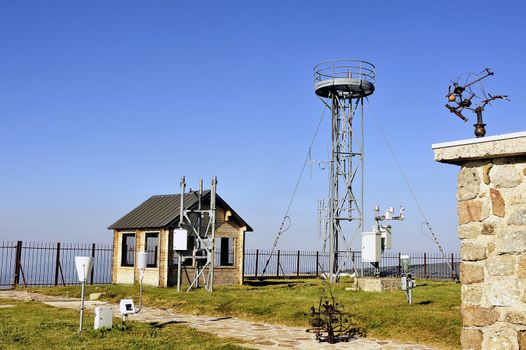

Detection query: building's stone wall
xmin=110 ymin=205 xmax=248 ymax=288
xmin=457 ymin=157 xmax=526 ymax=349
xmin=112 ymin=229 xmax=162 ymax=287
xmin=434 ymin=134 xmax=526 ymax=350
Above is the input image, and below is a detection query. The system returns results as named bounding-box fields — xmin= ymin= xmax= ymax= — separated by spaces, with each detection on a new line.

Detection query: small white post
xmin=75 ymin=256 xmax=94 ymax=333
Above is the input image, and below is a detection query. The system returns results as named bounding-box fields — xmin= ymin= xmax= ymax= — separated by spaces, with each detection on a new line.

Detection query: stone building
xmin=108 ymin=191 xmax=253 ymax=287
xmin=433 ymin=131 xmax=526 ymax=349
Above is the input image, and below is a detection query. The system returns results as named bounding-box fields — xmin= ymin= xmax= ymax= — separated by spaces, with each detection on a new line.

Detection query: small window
xmin=121 ymin=233 xmax=135 ymax=267
xmin=145 ymin=232 xmax=159 ymax=268
xmin=216 ymin=237 xmax=235 ymax=266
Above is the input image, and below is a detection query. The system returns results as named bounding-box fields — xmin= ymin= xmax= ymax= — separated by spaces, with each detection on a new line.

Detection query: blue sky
xmin=0 ymin=1 xmax=524 ymax=253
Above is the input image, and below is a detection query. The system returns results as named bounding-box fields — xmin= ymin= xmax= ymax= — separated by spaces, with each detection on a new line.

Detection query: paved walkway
xmin=0 ymin=290 xmax=437 ymax=350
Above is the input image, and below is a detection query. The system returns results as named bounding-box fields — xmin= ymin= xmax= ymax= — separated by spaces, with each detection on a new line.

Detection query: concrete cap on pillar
xmin=432 ymin=131 xmax=526 ymax=164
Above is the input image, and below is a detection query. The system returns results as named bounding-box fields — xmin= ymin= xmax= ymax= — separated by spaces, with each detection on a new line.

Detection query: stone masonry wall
xmin=457 ymin=156 xmax=526 ymax=349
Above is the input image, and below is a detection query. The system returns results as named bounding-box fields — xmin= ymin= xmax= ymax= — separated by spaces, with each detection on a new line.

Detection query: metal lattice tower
xmin=176 ymin=176 xmax=217 ymax=292
xmin=314 ymin=59 xmax=375 ymax=283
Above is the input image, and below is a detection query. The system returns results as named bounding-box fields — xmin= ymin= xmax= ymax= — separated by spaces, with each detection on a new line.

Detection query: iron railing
xmin=243 ymin=249 xmax=460 ymax=281
xmin=0 ymin=240 xmax=459 ymax=288
xmin=0 ymin=241 xmax=113 ymax=288
xmin=314 ymin=59 xmax=376 ymax=85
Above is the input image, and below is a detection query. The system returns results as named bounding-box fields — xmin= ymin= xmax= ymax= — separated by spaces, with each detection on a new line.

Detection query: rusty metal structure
xmin=445 ymin=68 xmax=509 ymax=137
xmin=307 ymin=285 xmax=364 ymax=343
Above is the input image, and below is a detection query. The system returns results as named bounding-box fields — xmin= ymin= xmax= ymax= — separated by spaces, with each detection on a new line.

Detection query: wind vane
xmin=445 ymin=68 xmax=509 ymax=137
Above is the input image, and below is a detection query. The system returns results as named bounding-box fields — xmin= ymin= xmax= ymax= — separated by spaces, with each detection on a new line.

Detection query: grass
xmin=30 ymin=279 xmax=461 ymax=349
xmin=0 ymin=298 xmax=246 ymax=350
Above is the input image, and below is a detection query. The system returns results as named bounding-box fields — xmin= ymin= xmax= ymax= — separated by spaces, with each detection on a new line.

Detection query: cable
xmin=261 ymin=105 xmax=327 ymax=275
xmin=365 ymin=96 xmax=458 ymax=280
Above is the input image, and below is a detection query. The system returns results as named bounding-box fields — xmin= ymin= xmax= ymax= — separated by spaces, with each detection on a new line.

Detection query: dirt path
xmin=0 ymin=290 xmax=437 ymax=350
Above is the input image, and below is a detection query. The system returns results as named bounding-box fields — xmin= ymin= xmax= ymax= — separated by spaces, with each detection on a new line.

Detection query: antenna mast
xmin=314 ymin=59 xmax=375 ymax=283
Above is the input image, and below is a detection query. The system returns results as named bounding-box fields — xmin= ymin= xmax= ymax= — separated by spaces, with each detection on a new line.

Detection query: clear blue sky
xmin=1 ymin=1 xmax=525 ymax=253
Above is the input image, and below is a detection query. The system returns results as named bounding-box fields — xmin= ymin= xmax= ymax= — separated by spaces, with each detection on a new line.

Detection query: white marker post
xmin=75 ymin=256 xmax=94 ymax=333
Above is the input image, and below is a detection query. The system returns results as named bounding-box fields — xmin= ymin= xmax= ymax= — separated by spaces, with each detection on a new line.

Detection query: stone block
xmin=460 ymin=263 xmax=484 ymax=283
xmin=461 ymin=328 xmax=482 ymax=350
xmin=487 ymin=242 xmax=496 ymax=255
xmin=518 ymin=257 xmax=526 ymax=279
xmin=481 ymin=222 xmax=495 ymax=235
xmin=508 ymin=207 xmax=526 ymax=226
xmin=458 ymin=167 xmax=481 ymax=201
xmin=490 ymin=164 xmax=523 ymax=188
xmin=505 ymin=310 xmax=526 ymax=325
xmin=483 ymin=163 xmax=493 ymax=185
xmin=355 ymin=277 xmax=400 ymax=292
xmin=461 ymin=305 xmax=499 ymax=326
xmin=518 ymin=330 xmax=526 ymax=349
xmin=461 ymin=243 xmax=487 ymax=261
xmin=458 ymin=200 xmax=488 ymax=225
xmin=486 ymin=255 xmax=515 ymax=276
xmin=89 ymin=292 xmax=105 ymax=301
xmin=459 ymin=223 xmax=483 ymax=239
xmin=490 ymin=188 xmax=505 ymax=217
xmin=486 ymin=278 xmax=520 ymax=307
xmin=462 ymin=284 xmax=483 ymax=304
xmin=497 ymin=229 xmax=526 ymax=253
xmin=484 ymin=333 xmax=516 ymax=350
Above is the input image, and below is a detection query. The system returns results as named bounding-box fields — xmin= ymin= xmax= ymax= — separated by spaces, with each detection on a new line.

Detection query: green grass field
xmin=31 ymin=279 xmax=461 ymax=349
xmin=0 ymin=298 xmax=245 ymax=350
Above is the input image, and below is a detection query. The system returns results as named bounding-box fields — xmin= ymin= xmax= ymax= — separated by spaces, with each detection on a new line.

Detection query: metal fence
xmin=0 ymin=241 xmax=113 ymax=288
xmin=243 ymin=249 xmax=460 ymax=280
xmin=0 ymin=241 xmax=460 ymax=288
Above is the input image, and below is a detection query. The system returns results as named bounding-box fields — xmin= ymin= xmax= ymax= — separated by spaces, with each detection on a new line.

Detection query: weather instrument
xmin=400 ymin=255 xmax=416 ymax=305
xmin=361 ymin=206 xmax=405 ymax=276
xmin=74 ymin=256 xmax=94 ymax=333
xmin=445 ymin=68 xmax=509 ymax=138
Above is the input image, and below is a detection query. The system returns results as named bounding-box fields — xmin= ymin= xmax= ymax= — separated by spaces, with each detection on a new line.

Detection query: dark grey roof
xmin=108 ymin=191 xmax=253 ymax=231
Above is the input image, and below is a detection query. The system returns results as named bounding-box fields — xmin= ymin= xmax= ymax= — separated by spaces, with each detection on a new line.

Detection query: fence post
xmin=54 ymin=242 xmax=61 ymax=286
xmin=254 ymin=249 xmax=259 ymax=278
xmin=13 ymin=241 xmax=22 ymax=287
xmin=424 ymin=253 xmax=427 ymax=278
xmin=90 ymin=243 xmax=96 ymax=285
xmin=296 ymin=250 xmax=300 ymax=278
xmin=316 ymin=251 xmax=319 ymax=277
xmin=451 ymin=253 xmax=455 ymax=280
xmin=276 ymin=250 xmax=280 ymax=278
xmin=398 ymin=252 xmax=401 ymax=276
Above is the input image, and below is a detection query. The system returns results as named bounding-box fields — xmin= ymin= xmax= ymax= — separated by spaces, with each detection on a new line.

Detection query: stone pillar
xmin=433 ymin=132 xmax=526 ymax=350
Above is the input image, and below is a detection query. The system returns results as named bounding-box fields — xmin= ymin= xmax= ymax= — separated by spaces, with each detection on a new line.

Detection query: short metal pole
xmin=408 ymin=288 xmax=412 ymax=305
xmin=316 ymin=251 xmax=319 ymax=277
xmin=276 ymin=250 xmax=280 ymax=278
xmin=79 ymin=280 xmax=85 ymax=332
xmin=296 ymin=250 xmax=300 ymax=278
xmin=398 ymin=252 xmax=401 ymax=277
xmin=177 ymin=253 xmax=182 ymax=292
xmin=54 ymin=242 xmax=61 ymax=286
xmin=360 ymin=252 xmax=364 ymax=277
xmin=90 ymin=243 xmax=96 ymax=285
xmin=451 ymin=253 xmax=455 ymax=280
xmin=13 ymin=241 xmax=22 ymax=287
xmin=254 ymin=249 xmax=259 ymax=278
xmin=424 ymin=253 xmax=427 ymax=278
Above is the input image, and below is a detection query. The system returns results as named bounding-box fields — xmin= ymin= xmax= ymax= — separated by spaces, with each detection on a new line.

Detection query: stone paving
xmin=0 ymin=290 xmax=437 ymax=350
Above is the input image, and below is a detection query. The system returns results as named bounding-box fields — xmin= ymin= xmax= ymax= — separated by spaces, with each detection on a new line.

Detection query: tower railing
xmin=314 ymin=59 xmax=376 ymax=86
